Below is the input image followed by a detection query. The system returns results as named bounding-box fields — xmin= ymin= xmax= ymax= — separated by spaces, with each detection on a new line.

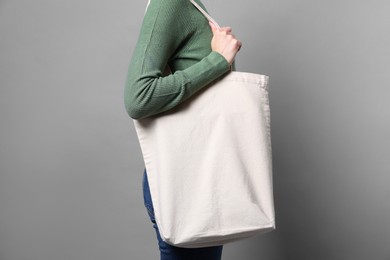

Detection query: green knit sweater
xmin=124 ymin=0 xmax=230 ymax=119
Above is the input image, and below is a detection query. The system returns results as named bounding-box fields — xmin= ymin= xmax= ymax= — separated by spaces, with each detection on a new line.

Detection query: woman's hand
xmin=209 ymin=21 xmax=242 ymax=66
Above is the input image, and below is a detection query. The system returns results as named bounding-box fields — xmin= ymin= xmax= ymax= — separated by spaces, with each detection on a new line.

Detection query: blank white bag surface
xmin=133 ymin=71 xmax=275 ymax=248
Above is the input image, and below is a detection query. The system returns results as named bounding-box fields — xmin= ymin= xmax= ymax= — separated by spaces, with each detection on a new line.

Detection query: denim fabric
xmin=142 ymin=169 xmax=224 ymax=260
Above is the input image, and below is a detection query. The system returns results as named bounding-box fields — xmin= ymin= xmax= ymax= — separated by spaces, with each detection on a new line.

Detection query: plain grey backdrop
xmin=1 ymin=0 xmax=389 ymax=259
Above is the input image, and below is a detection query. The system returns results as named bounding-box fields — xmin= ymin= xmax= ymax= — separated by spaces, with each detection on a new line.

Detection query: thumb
xmin=209 ymin=21 xmax=217 ymax=33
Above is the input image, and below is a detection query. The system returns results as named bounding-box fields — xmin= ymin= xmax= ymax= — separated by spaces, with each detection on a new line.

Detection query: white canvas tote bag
xmin=133 ymin=0 xmax=275 ymax=248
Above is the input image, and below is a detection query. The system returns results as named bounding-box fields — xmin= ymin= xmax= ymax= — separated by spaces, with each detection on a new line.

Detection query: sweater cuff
xmin=209 ymin=51 xmax=230 ymax=71
xmin=183 ymin=51 xmax=230 ymax=97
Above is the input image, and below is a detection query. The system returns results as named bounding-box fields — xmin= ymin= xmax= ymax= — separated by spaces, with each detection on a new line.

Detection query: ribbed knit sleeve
xmin=124 ymin=0 xmax=230 ymax=120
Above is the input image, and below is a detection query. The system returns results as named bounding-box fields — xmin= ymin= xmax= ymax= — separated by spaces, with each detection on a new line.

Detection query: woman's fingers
xmin=209 ymin=22 xmax=232 ymax=34
xmin=209 ymin=22 xmax=242 ymax=65
xmin=220 ymin=26 xmax=232 ymax=33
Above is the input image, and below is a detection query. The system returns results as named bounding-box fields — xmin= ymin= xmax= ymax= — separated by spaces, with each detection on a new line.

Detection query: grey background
xmin=1 ymin=0 xmax=389 ymax=259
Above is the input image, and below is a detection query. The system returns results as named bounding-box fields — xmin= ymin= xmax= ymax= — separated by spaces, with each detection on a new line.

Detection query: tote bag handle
xmin=146 ymin=0 xmax=221 ymax=28
xmin=189 ymin=0 xmax=221 ymax=28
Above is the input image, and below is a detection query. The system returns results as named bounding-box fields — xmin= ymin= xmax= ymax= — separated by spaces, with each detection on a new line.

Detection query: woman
xmin=124 ymin=0 xmax=242 ymax=259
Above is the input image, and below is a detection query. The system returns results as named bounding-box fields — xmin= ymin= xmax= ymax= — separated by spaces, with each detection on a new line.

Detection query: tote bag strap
xmin=145 ymin=0 xmax=220 ymax=28
xmin=146 ymin=0 xmax=220 ymax=28
xmin=145 ymin=0 xmax=150 ymax=13
xmin=189 ymin=0 xmax=221 ymax=29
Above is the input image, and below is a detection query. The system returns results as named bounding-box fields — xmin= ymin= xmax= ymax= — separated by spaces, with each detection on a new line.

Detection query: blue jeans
xmin=142 ymin=169 xmax=224 ymax=260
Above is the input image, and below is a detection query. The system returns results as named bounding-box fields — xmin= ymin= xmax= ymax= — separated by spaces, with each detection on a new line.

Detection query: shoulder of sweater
xmin=151 ymin=0 xmax=198 ymax=32
xmin=148 ymin=0 xmax=196 ymax=20
xmin=154 ymin=0 xmax=192 ymax=9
